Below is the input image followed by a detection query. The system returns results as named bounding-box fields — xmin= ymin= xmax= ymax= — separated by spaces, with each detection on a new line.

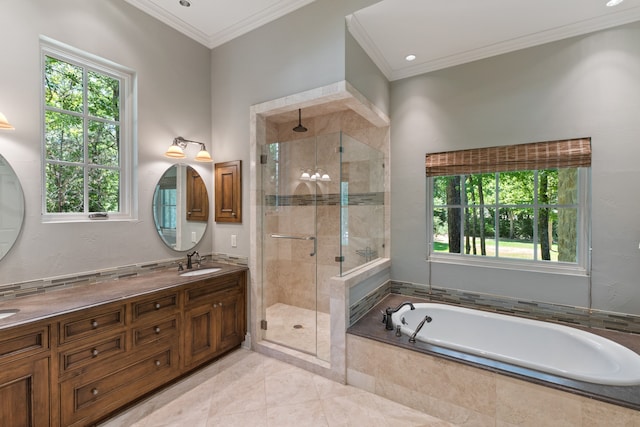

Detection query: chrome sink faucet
xmin=383 ymin=301 xmax=415 ymax=330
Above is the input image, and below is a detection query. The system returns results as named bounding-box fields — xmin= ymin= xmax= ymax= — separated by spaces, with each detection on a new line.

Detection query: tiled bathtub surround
xmin=347 ymin=333 xmax=640 ymax=425
xmin=0 ymin=252 xmax=248 ymax=301
xmin=348 ymin=293 xmax=640 ymax=424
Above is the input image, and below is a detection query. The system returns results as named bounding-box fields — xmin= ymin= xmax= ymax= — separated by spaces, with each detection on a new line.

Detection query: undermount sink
xmin=179 ymin=267 xmax=222 ymax=277
xmin=0 ymin=309 xmax=19 ymax=320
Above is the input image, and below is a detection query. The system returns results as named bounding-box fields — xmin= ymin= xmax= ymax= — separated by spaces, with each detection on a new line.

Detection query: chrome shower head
xmin=293 ymin=109 xmax=308 ymax=133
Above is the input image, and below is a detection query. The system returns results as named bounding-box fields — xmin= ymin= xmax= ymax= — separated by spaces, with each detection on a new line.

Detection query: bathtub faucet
xmin=408 ymin=314 xmax=432 ymax=343
xmin=384 ymin=302 xmax=415 ymax=330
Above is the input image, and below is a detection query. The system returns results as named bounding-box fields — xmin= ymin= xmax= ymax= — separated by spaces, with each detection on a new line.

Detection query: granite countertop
xmin=348 ymin=294 xmax=640 ymax=411
xmin=0 ymin=263 xmax=248 ymax=331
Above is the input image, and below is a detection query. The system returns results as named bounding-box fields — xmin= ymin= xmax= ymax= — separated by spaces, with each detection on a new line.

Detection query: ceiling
xmin=125 ymin=0 xmax=640 ymax=81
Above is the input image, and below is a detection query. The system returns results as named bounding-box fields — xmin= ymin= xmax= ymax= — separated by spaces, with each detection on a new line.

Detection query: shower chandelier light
xmin=300 ymin=168 xmax=330 ymax=182
xmin=164 ymin=136 xmax=213 ymax=162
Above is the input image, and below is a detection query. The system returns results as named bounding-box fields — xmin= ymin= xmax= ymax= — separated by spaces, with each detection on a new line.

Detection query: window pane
xmin=44 ymin=56 xmax=83 ymax=113
xmin=88 ymin=120 xmax=119 ymax=166
xmin=465 ymin=173 xmax=494 ymax=205
xmin=498 ymin=207 xmax=534 ymax=259
xmin=88 ymin=71 xmax=120 ymax=121
xmin=46 ymin=164 xmax=84 ymax=213
xmin=45 ymin=111 xmax=83 ymax=162
xmin=556 ymin=207 xmax=578 ymax=262
xmin=89 ymin=168 xmax=120 ymax=212
xmin=463 ymin=206 xmax=492 ymax=256
xmin=433 ymin=207 xmax=449 ymax=252
xmin=499 ymin=171 xmax=534 ymax=204
xmin=433 ymin=207 xmax=462 ymax=254
xmin=433 ymin=176 xmax=452 ymax=206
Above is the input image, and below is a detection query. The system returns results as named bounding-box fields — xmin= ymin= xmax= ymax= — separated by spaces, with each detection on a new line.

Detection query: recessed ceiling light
xmin=606 ymin=0 xmax=624 ymax=6
xmin=179 ymin=0 xmax=191 ymax=7
xmin=405 ymin=54 xmax=417 ymax=62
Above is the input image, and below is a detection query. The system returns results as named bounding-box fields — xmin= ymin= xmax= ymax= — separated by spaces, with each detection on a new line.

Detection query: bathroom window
xmin=41 ymin=37 xmax=136 ymax=222
xmin=427 ymin=138 xmax=591 ymax=274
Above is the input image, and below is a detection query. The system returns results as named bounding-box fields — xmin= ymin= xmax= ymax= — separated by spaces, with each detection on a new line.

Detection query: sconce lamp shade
xmin=164 ymin=143 xmax=186 ymax=159
xmin=195 ymin=146 xmax=213 ymax=162
xmin=164 ymin=136 xmax=213 ymax=162
xmin=0 ymin=112 xmax=14 ymax=130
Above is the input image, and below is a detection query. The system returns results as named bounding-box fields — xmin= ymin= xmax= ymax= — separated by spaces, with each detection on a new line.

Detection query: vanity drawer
xmin=59 ymin=332 xmax=126 ymax=376
xmin=0 ymin=323 xmax=49 ymax=364
xmin=131 ymin=291 xmax=180 ymax=323
xmin=59 ymin=304 xmax=126 ymax=344
xmin=60 ymin=346 xmax=176 ymax=426
xmin=132 ymin=315 xmax=179 ymax=348
xmin=184 ymin=274 xmax=242 ymax=306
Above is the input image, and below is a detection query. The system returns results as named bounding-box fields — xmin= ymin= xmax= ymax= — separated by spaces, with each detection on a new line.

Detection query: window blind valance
xmin=425 ymin=138 xmax=591 ymax=177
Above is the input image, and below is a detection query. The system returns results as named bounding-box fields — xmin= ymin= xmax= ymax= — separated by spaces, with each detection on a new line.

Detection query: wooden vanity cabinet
xmin=0 ymin=268 xmax=246 ymax=426
xmin=0 ymin=322 xmax=50 ymax=427
xmin=56 ymin=294 xmax=182 ymax=427
xmin=183 ymin=271 xmax=246 ymax=369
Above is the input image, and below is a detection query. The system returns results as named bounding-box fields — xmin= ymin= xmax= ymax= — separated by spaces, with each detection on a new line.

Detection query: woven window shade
xmin=425 ymin=138 xmax=591 ymax=177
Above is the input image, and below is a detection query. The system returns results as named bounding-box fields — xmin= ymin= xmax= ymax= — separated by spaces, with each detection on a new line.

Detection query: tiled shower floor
xmin=264 ymin=303 xmax=331 ymax=361
xmin=98 ymin=349 xmax=453 ymax=426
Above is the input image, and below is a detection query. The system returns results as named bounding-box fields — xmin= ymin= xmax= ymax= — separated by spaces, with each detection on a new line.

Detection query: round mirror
xmin=153 ymin=165 xmax=209 ymax=251
xmin=0 ymin=154 xmax=25 ymax=261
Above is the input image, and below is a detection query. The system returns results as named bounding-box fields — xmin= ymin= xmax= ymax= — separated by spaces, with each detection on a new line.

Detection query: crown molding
xmin=349 ymin=5 xmax=640 ymax=82
xmin=125 ymin=0 xmax=315 ymax=49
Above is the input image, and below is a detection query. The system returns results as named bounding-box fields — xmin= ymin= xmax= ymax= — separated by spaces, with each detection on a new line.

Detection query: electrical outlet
xmin=231 ymin=234 xmax=237 ymax=248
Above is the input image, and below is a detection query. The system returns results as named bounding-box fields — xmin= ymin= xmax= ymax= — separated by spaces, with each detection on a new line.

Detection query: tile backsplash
xmin=349 ymin=280 xmax=640 ymax=335
xmin=0 ymin=252 xmax=248 ymax=301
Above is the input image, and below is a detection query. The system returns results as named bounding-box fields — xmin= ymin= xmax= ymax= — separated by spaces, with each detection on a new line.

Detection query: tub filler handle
xmin=270 ymin=234 xmax=317 ymax=256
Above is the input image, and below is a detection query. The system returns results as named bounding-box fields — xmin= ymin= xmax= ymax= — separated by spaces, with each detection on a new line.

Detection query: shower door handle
xmin=269 ymin=234 xmax=317 ymax=257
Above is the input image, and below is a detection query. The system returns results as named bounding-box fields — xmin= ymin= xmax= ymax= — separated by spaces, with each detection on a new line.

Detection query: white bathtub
xmin=391 ymin=302 xmax=640 ymax=386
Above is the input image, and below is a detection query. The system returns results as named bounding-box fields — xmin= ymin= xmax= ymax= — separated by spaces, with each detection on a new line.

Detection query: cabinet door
xmin=218 ymin=291 xmax=245 ymax=352
xmin=0 ymin=357 xmax=49 ymax=427
xmin=183 ymin=303 xmax=217 ymax=368
xmin=214 ymin=160 xmax=241 ymax=223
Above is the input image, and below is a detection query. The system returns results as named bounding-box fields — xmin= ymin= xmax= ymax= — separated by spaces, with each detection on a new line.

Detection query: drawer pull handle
xmin=155 ymin=360 xmax=161 ymax=367
xmin=91 ymin=388 xmax=99 ymax=396
xmin=91 ymin=348 xmax=99 ymax=357
xmin=155 ymin=303 xmax=161 ymax=310
xmin=154 ymin=326 xmax=161 ymax=334
xmin=91 ymin=320 xmax=99 ymax=328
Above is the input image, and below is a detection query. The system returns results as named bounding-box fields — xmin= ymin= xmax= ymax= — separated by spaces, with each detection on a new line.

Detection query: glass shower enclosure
xmin=260 ymin=131 xmax=384 ymax=361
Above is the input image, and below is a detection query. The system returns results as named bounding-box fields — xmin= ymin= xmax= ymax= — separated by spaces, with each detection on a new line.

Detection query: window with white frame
xmin=426 ymin=138 xmax=591 ymax=273
xmin=41 ymin=37 xmax=136 ymax=221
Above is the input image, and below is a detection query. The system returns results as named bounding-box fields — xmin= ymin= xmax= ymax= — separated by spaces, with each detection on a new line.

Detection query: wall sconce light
xmin=164 ymin=136 xmax=213 ymax=162
xmin=0 ymin=112 xmax=14 ymax=130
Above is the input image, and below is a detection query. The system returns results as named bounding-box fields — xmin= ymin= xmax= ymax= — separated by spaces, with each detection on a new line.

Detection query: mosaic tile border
xmin=0 ymin=252 xmax=248 ymax=301
xmin=265 ymin=192 xmax=383 ymax=207
xmin=349 ymin=280 xmax=640 ymax=334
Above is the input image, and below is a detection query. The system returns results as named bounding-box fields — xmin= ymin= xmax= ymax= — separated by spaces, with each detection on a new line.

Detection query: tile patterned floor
xmin=98 ymin=349 xmax=454 ymax=427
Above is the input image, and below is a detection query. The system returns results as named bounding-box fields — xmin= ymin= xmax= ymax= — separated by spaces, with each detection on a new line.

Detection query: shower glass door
xmin=261 ymin=135 xmax=322 ymax=358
